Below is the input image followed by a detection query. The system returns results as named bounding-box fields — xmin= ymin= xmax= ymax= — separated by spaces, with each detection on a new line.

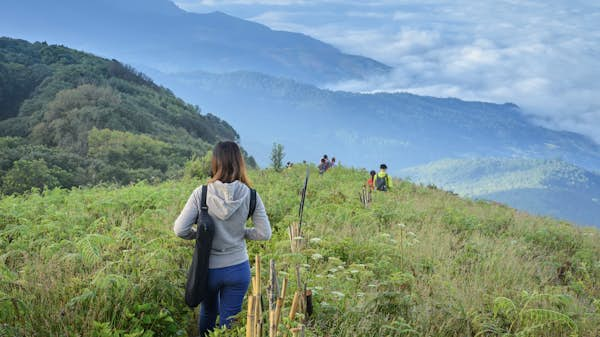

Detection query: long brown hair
xmin=208 ymin=141 xmax=252 ymax=186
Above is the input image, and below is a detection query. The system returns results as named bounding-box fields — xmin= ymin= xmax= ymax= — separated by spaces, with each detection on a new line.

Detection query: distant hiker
xmin=375 ymin=164 xmax=392 ymax=191
xmin=318 ymin=158 xmax=328 ymax=175
xmin=174 ymin=141 xmax=271 ymax=336
xmin=367 ymin=170 xmax=376 ymax=190
xmin=329 ymin=157 xmax=336 ymax=168
xmin=323 ymin=154 xmax=331 ymax=168
xmin=286 ymin=161 xmax=293 ymax=169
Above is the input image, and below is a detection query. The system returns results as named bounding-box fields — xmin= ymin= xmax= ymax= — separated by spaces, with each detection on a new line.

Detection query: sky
xmin=175 ymin=0 xmax=600 ymax=144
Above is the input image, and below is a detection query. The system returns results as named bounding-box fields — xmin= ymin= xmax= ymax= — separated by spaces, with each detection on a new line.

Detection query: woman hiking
xmin=174 ymin=141 xmax=271 ymax=336
xmin=367 ymin=170 xmax=376 ymax=190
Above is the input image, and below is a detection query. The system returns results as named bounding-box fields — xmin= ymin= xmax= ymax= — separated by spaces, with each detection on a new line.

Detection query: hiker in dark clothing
xmin=318 ymin=158 xmax=328 ymax=175
xmin=322 ymin=154 xmax=330 ymax=169
xmin=374 ymin=164 xmax=392 ymax=191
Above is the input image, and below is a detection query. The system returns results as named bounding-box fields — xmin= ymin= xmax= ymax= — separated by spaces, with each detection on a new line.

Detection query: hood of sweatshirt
xmin=206 ymin=180 xmax=250 ymax=221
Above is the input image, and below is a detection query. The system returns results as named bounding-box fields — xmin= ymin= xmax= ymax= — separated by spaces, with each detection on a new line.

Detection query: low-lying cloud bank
xmin=177 ymin=0 xmax=600 ymax=144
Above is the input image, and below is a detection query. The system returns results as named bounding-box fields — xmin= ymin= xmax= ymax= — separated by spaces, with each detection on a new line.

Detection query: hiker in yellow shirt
xmin=374 ymin=164 xmax=392 ymax=191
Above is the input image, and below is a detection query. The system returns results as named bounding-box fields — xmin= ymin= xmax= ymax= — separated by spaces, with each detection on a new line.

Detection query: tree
xmin=184 ymin=151 xmax=213 ymax=179
xmin=1 ymin=159 xmax=61 ymax=194
xmin=270 ymin=143 xmax=285 ymax=172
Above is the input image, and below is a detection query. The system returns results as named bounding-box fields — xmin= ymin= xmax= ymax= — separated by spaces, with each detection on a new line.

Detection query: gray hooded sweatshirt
xmin=173 ymin=181 xmax=271 ymax=269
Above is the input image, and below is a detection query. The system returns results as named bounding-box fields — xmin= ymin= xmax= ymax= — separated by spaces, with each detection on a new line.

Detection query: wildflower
xmin=350 ymin=269 xmax=359 ymax=274
xmin=314 ymin=286 xmax=323 ymax=290
xmin=357 ymin=292 xmax=365 ymax=297
xmin=408 ymin=231 xmax=416 ymax=237
xmin=302 ymin=263 xmax=310 ymax=269
xmin=316 ymin=274 xmax=324 ymax=278
xmin=309 ymin=237 xmax=322 ymax=244
xmin=293 ymin=236 xmax=304 ymax=241
xmin=397 ymin=223 xmax=406 ymax=228
xmin=367 ymin=284 xmax=377 ymax=288
xmin=327 ymin=274 xmax=335 ymax=278
xmin=331 ymin=291 xmax=345 ymax=298
xmin=329 ymin=267 xmax=338 ymax=273
xmin=380 ymin=233 xmax=391 ymax=238
xmin=311 ymin=253 xmax=323 ymax=261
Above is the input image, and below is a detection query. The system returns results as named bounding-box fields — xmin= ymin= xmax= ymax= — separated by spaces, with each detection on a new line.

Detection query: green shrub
xmin=183 ymin=151 xmax=212 ymax=180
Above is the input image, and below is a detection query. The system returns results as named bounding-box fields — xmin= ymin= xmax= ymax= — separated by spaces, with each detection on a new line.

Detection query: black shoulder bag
xmin=185 ymin=186 xmax=257 ymax=308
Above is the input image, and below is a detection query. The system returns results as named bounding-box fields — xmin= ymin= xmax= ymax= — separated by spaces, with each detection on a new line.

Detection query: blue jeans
xmin=198 ymin=260 xmax=251 ymax=336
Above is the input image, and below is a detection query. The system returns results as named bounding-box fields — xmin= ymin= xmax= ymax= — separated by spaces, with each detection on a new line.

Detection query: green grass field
xmin=1 ymin=165 xmax=599 ymax=336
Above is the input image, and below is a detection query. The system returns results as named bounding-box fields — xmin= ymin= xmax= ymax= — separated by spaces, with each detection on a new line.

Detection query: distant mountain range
xmin=148 ymin=70 xmax=600 ymax=174
xmin=400 ymin=158 xmax=600 ymax=227
xmin=0 ymin=0 xmax=390 ymax=85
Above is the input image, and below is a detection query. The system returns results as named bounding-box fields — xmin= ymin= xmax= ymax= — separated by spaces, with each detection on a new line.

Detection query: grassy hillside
xmin=1 ymin=166 xmax=598 ymax=336
xmin=0 ymin=37 xmax=248 ymax=194
xmin=400 ymin=158 xmax=600 ymax=227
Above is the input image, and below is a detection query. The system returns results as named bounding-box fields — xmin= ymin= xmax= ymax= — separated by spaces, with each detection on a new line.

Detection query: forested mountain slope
xmin=0 ymin=37 xmax=246 ymax=194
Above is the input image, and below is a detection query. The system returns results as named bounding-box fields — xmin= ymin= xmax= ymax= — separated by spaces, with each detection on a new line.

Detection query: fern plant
xmin=479 ymin=292 xmax=579 ymax=337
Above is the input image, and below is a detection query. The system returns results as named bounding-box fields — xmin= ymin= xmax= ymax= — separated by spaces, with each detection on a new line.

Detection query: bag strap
xmin=201 ymin=185 xmax=208 ymax=211
xmin=248 ymin=188 xmax=257 ymax=219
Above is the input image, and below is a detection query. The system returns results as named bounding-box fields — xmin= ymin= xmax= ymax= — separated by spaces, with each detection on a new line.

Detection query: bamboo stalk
xmin=273 ymin=297 xmax=283 ymax=334
xmin=289 ymin=291 xmax=300 ymax=321
xmin=255 ymin=295 xmax=262 ymax=337
xmin=272 ymin=277 xmax=287 ymax=336
xmin=269 ymin=260 xmax=278 ymax=311
xmin=289 ymin=222 xmax=304 ymax=253
xmin=295 ymin=265 xmax=302 ymax=289
xmin=280 ymin=278 xmax=288 ymax=300
xmin=246 ymin=296 xmax=255 ymax=337
xmin=255 ymin=255 xmax=261 ymax=296
xmin=257 ymin=314 xmax=263 ymax=337
xmin=250 ymin=255 xmax=262 ymax=337
xmin=301 ymin=284 xmax=307 ymax=313
xmin=268 ymin=259 xmax=278 ymax=337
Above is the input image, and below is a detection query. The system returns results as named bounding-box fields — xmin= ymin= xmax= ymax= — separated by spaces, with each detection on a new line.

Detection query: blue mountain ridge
xmin=147 ymin=69 xmax=600 ymax=174
xmin=0 ymin=0 xmax=390 ymax=84
xmin=400 ymin=158 xmax=600 ymax=228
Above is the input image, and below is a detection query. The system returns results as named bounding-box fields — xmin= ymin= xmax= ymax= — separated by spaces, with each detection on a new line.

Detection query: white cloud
xmin=345 ymin=11 xmax=387 ymax=19
xmin=178 ymin=0 xmax=600 ymax=144
xmin=178 ymin=0 xmax=308 ymax=5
